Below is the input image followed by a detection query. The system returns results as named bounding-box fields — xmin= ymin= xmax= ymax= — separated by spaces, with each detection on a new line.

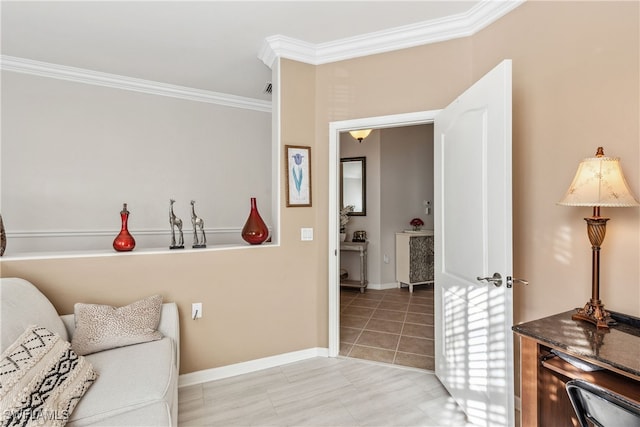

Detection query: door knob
xmin=476 ymin=272 xmax=502 ymax=287
xmin=506 ymin=276 xmax=529 ymax=288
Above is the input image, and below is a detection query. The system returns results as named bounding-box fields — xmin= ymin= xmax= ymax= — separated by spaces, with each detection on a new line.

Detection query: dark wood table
xmin=513 ymin=310 xmax=640 ymax=426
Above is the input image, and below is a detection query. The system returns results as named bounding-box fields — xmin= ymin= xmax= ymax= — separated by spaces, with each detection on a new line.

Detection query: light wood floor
xmin=178 ymin=356 xmax=473 ymax=426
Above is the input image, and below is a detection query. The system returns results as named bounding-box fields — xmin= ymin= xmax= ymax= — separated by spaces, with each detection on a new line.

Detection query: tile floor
xmin=340 ymin=284 xmax=434 ymax=370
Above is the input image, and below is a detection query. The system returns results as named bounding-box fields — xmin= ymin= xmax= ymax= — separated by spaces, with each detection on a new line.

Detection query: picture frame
xmin=285 ymin=145 xmax=312 ymax=207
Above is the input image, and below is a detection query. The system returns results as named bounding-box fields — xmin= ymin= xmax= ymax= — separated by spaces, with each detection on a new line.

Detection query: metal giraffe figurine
xmin=169 ymin=199 xmax=184 ymax=249
xmin=190 ymin=200 xmax=206 ymax=248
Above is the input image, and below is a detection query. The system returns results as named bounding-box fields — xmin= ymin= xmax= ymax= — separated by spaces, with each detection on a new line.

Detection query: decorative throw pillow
xmin=0 ymin=325 xmax=97 ymax=427
xmin=71 ymin=295 xmax=163 ymax=356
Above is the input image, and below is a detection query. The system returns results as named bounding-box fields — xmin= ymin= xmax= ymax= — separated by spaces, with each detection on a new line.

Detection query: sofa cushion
xmin=68 ymin=401 xmax=172 ymax=427
xmin=66 ymin=337 xmax=177 ymax=426
xmin=0 ymin=278 xmax=68 ymax=354
xmin=71 ymin=295 xmax=163 ymax=356
xmin=0 ymin=325 xmax=97 ymax=426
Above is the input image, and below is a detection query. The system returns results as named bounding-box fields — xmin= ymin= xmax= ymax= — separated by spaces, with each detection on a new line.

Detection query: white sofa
xmin=0 ymin=278 xmax=179 ymax=426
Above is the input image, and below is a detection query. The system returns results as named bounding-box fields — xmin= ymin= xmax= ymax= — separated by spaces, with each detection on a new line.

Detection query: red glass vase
xmin=113 ymin=203 xmax=136 ymax=252
xmin=241 ymin=198 xmax=268 ymax=245
xmin=0 ymin=213 xmax=6 ymax=256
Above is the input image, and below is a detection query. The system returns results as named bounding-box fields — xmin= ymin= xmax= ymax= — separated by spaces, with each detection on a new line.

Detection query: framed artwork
xmin=285 ymin=145 xmax=312 ymax=207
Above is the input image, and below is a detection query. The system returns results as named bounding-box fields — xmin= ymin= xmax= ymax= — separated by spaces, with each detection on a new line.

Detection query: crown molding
xmin=259 ymin=0 xmax=525 ymax=68
xmin=1 ymin=55 xmax=272 ymax=113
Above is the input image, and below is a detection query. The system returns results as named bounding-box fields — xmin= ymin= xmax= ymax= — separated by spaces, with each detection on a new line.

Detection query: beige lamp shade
xmin=558 ymin=148 xmax=639 ymax=207
xmin=349 ymin=129 xmax=372 ymax=142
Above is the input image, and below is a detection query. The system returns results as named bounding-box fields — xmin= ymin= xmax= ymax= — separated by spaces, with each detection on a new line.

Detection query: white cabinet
xmin=395 ymin=231 xmax=434 ymax=293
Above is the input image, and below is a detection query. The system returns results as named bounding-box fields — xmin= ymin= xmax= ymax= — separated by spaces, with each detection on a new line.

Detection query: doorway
xmin=338 ymin=124 xmax=435 ymax=368
xmin=328 ymin=60 xmax=515 ymax=426
xmin=328 ymin=110 xmax=441 ymax=358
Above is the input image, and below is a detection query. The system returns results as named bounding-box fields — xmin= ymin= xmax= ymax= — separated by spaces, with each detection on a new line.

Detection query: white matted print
xmin=285 ymin=145 xmax=312 ymax=207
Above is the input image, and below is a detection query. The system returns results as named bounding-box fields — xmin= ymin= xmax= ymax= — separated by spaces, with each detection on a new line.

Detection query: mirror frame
xmin=340 ymin=156 xmax=366 ymax=216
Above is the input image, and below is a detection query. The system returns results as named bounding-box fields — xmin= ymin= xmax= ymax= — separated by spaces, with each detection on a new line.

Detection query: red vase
xmin=113 ymin=203 xmax=136 ymax=252
xmin=241 ymin=198 xmax=268 ymax=245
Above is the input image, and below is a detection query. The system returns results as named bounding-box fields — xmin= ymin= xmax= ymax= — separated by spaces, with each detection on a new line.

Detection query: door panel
xmin=442 ymin=109 xmax=487 ymax=280
xmin=435 ymin=60 xmax=514 ymax=427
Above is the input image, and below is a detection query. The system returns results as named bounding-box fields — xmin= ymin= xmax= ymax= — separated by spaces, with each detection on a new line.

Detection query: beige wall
xmin=1 ymin=247 xmax=322 ymax=372
xmin=2 ymin=1 xmax=638 ymax=377
xmin=472 ymin=1 xmax=639 ymax=320
xmin=1 ymin=60 xmax=325 ymax=375
xmin=314 ymin=0 xmax=639 ymax=396
xmin=313 ymin=1 xmax=639 ymax=321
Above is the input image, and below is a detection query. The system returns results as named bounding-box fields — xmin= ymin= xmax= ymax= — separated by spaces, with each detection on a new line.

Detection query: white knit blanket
xmin=0 ymin=326 xmax=97 ymax=427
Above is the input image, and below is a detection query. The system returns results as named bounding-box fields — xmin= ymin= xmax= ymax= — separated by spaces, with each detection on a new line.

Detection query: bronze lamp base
xmin=572 ymin=298 xmax=613 ymax=329
xmin=574 ymin=210 xmax=611 ymax=329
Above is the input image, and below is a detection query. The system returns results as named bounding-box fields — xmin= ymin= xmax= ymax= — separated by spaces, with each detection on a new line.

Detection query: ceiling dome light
xmin=349 ymin=129 xmax=372 ymax=143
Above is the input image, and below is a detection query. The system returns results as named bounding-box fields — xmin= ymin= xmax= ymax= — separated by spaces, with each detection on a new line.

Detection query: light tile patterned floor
xmin=178 ymin=357 xmax=472 ymax=426
xmin=340 ymin=285 xmax=434 ymax=370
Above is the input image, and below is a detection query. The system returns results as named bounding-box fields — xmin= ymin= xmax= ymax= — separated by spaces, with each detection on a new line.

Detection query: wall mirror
xmin=341 ymin=157 xmax=366 ymax=216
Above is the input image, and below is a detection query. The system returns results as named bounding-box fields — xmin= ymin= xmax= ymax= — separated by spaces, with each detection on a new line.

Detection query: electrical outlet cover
xmin=192 ymin=303 xmax=202 ymax=319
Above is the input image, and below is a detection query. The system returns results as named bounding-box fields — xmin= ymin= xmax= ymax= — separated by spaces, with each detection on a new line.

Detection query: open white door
xmin=434 ymin=60 xmax=514 ymax=426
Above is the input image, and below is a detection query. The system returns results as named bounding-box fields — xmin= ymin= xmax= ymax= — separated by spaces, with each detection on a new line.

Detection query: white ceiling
xmin=1 ymin=1 xmax=521 ymax=102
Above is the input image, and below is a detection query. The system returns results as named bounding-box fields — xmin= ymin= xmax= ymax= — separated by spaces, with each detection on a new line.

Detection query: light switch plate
xmin=301 ymin=228 xmax=313 ymax=241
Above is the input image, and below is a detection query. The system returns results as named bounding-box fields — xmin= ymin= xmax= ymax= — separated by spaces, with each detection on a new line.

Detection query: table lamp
xmin=558 ymin=147 xmax=639 ymax=329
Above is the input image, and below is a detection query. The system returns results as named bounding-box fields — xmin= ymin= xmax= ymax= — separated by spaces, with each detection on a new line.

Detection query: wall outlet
xmin=192 ymin=303 xmax=202 ymax=319
xmin=383 ymin=254 xmax=390 ymax=264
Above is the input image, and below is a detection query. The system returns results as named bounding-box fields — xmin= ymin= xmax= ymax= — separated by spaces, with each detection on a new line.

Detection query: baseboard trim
xmin=178 ymin=347 xmax=329 ymax=387
xmin=366 ymin=282 xmax=399 ymax=291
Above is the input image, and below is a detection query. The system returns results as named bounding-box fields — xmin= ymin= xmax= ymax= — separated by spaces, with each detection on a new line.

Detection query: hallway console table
xmin=513 ymin=310 xmax=640 ymax=426
xmin=340 ymin=241 xmax=368 ymax=293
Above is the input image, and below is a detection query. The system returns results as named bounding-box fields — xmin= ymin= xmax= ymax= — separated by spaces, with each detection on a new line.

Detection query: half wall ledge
xmin=0 ymin=242 xmax=279 ymax=262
